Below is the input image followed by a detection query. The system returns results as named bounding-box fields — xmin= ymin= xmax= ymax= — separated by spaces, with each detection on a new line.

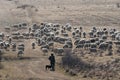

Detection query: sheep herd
xmin=0 ymin=22 xmax=120 ymax=79
xmin=0 ymin=22 xmax=120 ymax=58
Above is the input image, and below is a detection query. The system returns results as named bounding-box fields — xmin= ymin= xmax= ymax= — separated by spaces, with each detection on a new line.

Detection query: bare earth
xmin=0 ymin=0 xmax=120 ymax=80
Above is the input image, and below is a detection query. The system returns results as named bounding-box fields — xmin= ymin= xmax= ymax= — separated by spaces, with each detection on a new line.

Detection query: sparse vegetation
xmin=116 ymin=3 xmax=120 ymax=8
xmin=60 ymin=50 xmax=120 ymax=80
xmin=0 ymin=50 xmax=4 ymax=69
xmin=60 ymin=50 xmax=94 ymax=76
xmin=17 ymin=4 xmax=35 ymax=9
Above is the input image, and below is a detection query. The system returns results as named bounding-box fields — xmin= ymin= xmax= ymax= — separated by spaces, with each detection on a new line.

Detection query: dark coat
xmin=49 ymin=55 xmax=55 ymax=64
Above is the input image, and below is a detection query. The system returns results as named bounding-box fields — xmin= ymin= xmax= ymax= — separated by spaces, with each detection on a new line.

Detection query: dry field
xmin=0 ymin=0 xmax=120 ymax=80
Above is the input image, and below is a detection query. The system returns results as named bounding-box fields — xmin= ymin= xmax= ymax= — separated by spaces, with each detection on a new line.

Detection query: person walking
xmin=48 ymin=53 xmax=55 ymax=71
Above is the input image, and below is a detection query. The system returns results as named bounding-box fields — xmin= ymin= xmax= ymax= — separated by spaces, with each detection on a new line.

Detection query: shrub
xmin=116 ymin=3 xmax=120 ymax=8
xmin=61 ymin=50 xmax=94 ymax=75
xmin=0 ymin=50 xmax=4 ymax=69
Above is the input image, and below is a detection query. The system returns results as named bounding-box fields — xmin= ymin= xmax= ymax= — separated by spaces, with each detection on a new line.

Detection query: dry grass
xmin=0 ymin=0 xmax=120 ymax=80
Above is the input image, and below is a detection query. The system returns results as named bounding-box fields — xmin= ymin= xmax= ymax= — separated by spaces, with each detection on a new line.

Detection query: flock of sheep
xmin=0 ymin=22 xmax=120 ymax=79
xmin=0 ymin=22 xmax=120 ymax=58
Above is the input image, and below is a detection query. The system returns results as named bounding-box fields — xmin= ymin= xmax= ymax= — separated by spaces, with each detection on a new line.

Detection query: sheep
xmin=38 ymin=39 xmax=46 ymax=46
xmin=53 ymin=36 xmax=60 ymax=42
xmin=79 ymin=27 xmax=83 ymax=32
xmin=101 ymin=35 xmax=107 ymax=40
xmin=49 ymin=32 xmax=55 ymax=37
xmin=83 ymin=32 xmax=86 ymax=38
xmin=20 ymin=26 xmax=27 ymax=29
xmin=78 ymin=39 xmax=86 ymax=44
xmin=8 ymin=37 xmax=12 ymax=44
xmin=90 ymin=43 xmax=97 ymax=48
xmin=41 ymin=44 xmax=49 ymax=50
xmin=3 ymin=42 xmax=10 ymax=51
xmin=22 ymin=32 xmax=29 ymax=39
xmin=99 ymin=42 xmax=108 ymax=50
xmin=48 ymin=41 xmax=54 ymax=50
xmin=99 ymin=39 xmax=104 ymax=43
xmin=53 ymin=23 xmax=60 ymax=28
xmin=63 ymin=44 xmax=69 ymax=48
xmin=84 ymin=43 xmax=91 ymax=49
xmin=72 ymin=32 xmax=76 ymax=38
xmin=99 ymin=31 xmax=104 ymax=37
xmin=29 ymin=32 xmax=35 ymax=38
xmin=53 ymin=48 xmax=64 ymax=56
xmin=75 ymin=29 xmax=80 ymax=33
xmin=11 ymin=43 xmax=16 ymax=51
xmin=114 ymin=31 xmax=120 ymax=35
xmin=61 ymin=29 xmax=66 ymax=34
xmin=108 ymin=44 xmax=112 ymax=51
xmin=115 ymin=33 xmax=120 ymax=41
xmin=62 ymin=33 xmax=69 ymax=37
xmin=104 ymin=30 xmax=108 ymax=36
xmin=74 ymin=39 xmax=81 ymax=45
xmin=31 ymin=29 xmax=35 ymax=32
xmin=21 ymin=22 xmax=27 ymax=26
xmin=32 ymin=42 xmax=35 ymax=49
xmin=65 ymin=23 xmax=72 ymax=31
xmin=0 ymin=37 xmax=3 ymax=42
xmin=79 ymin=32 xmax=82 ymax=38
xmin=0 ymin=33 xmax=4 ymax=39
xmin=55 ymin=31 xmax=59 ymax=35
xmin=12 ymin=32 xmax=20 ymax=35
xmin=90 ymin=47 xmax=98 ymax=53
xmin=4 ymin=26 xmax=10 ymax=31
xmin=17 ymin=50 xmax=24 ymax=58
xmin=89 ymin=31 xmax=94 ymax=38
xmin=106 ymin=40 xmax=113 ymax=45
xmin=48 ymin=41 xmax=54 ymax=46
xmin=43 ymin=27 xmax=49 ymax=33
xmin=109 ymin=29 xmax=115 ymax=35
xmin=0 ymin=42 xmax=4 ymax=49
xmin=45 ymin=33 xmax=50 ymax=36
xmin=66 ymin=26 xmax=71 ymax=31
xmin=12 ymin=24 xmax=19 ymax=28
xmin=90 ymin=38 xmax=96 ymax=43
xmin=114 ymin=41 xmax=120 ymax=47
xmin=52 ymin=27 xmax=57 ymax=32
xmin=32 ymin=23 xmax=40 ymax=30
xmin=18 ymin=35 xmax=24 ymax=39
xmin=46 ymin=37 xmax=52 ymax=42
xmin=92 ymin=27 xmax=97 ymax=32
xmin=85 ymin=40 xmax=91 ymax=44
xmin=76 ymin=44 xmax=84 ymax=49
xmin=18 ymin=43 xmax=25 ymax=51
xmin=12 ymin=36 xmax=19 ymax=40
xmin=45 ymin=22 xmax=51 ymax=27
xmin=96 ymin=31 xmax=100 ymax=37
xmin=17 ymin=46 xmax=24 ymax=51
xmin=111 ymin=34 xmax=116 ymax=40
xmin=63 ymin=43 xmax=71 ymax=49
xmin=57 ymin=37 xmax=68 ymax=44
xmin=108 ymin=43 xmax=112 ymax=51
xmin=41 ymin=48 xmax=48 ymax=55
xmin=74 ymin=34 xmax=81 ymax=39
xmin=18 ymin=23 xmax=27 ymax=29
xmin=64 ymin=41 xmax=73 ymax=48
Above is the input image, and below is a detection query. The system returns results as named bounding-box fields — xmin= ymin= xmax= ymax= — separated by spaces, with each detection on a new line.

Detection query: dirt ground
xmin=0 ymin=0 xmax=120 ymax=80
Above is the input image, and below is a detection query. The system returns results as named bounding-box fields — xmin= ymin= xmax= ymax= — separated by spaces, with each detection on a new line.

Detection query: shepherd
xmin=48 ymin=53 xmax=55 ymax=71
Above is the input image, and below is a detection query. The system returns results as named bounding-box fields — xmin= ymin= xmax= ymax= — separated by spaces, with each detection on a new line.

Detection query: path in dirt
xmin=6 ymin=39 xmax=71 ymax=80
